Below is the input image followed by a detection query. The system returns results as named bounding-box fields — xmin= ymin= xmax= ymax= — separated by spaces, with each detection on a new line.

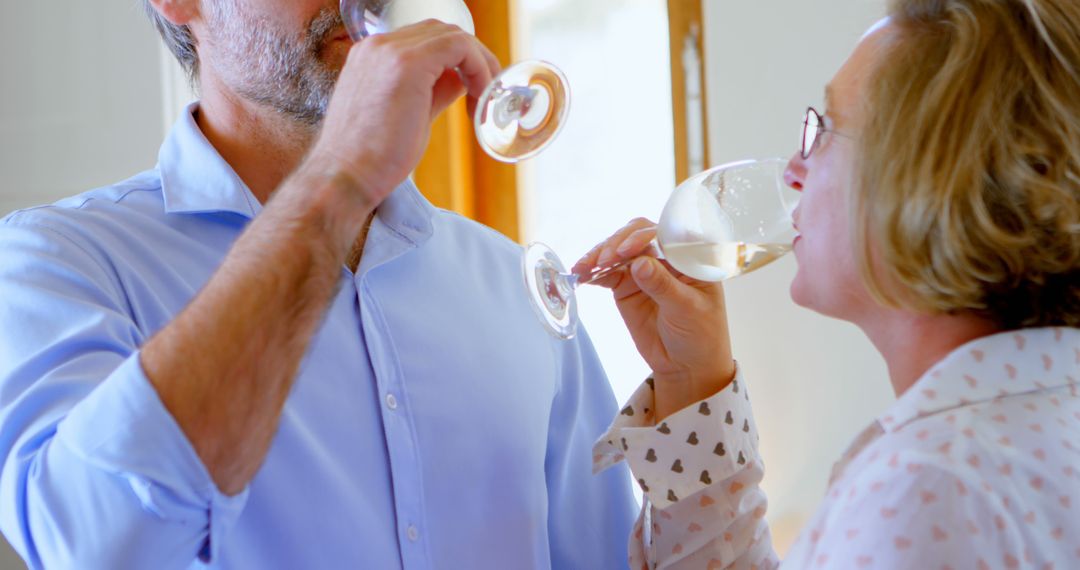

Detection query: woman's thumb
xmin=631 ymin=257 xmax=685 ymax=305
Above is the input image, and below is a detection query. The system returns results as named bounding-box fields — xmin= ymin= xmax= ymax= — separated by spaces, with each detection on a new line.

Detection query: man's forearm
xmin=141 ymin=163 xmax=371 ymax=495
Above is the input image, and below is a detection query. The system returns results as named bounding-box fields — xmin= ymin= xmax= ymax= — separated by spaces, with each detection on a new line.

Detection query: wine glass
xmin=524 ymin=158 xmax=800 ymax=339
xmin=340 ymin=0 xmax=571 ymax=163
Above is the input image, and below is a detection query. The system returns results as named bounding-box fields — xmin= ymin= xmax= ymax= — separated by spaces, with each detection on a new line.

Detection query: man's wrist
xmin=286 ymin=156 xmax=380 ymax=249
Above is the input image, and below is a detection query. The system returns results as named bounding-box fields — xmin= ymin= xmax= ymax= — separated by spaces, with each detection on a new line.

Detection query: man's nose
xmin=784 ymin=152 xmax=806 ymax=192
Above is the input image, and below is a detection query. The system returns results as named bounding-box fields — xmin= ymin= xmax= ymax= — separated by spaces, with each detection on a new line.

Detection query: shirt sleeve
xmin=0 ymin=218 xmax=248 ymax=569
xmin=544 ymin=325 xmax=640 ymax=569
xmin=793 ymin=451 xmax=1033 ymax=570
xmin=594 ymin=368 xmax=779 ymax=569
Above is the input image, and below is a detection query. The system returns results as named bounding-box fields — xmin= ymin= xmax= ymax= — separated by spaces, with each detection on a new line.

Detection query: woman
xmin=577 ymin=1 xmax=1080 ymax=568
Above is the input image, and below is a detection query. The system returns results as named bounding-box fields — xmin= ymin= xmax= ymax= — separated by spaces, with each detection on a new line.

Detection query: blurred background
xmin=0 ymin=0 xmax=887 ymax=566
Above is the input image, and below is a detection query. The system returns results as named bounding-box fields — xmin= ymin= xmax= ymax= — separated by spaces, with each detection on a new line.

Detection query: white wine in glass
xmin=659 ymin=242 xmax=792 ymax=282
xmin=524 ymin=158 xmax=800 ymax=339
xmin=340 ymin=0 xmax=570 ymax=163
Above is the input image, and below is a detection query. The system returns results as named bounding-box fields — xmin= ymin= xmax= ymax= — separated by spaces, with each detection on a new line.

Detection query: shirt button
xmin=385 ymin=393 xmax=398 ymax=410
xmin=407 ymin=525 xmax=419 ymax=542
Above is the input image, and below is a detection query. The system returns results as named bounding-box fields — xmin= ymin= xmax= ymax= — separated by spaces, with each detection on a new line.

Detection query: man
xmin=0 ymin=1 xmax=636 ymax=567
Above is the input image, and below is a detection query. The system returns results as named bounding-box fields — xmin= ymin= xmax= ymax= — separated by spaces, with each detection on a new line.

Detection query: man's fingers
xmin=431 ymin=71 xmax=468 ymax=118
xmin=388 ymin=21 xmax=494 ymax=102
xmin=479 ymin=43 xmax=502 ymax=83
xmin=467 ymin=46 xmax=501 ymax=119
xmin=423 ymin=32 xmax=494 ymax=100
xmin=312 ymin=19 xmax=502 ymax=210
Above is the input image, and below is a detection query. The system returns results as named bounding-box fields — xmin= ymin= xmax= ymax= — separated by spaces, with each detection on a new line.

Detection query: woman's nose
xmin=784 ymin=152 xmax=806 ymax=192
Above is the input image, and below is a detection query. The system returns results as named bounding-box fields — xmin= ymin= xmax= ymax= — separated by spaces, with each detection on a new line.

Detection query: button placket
xmin=359 ymin=277 xmax=432 ymax=568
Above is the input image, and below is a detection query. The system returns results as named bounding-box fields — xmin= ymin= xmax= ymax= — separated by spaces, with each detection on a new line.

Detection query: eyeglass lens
xmin=802 ymin=108 xmax=821 ymax=159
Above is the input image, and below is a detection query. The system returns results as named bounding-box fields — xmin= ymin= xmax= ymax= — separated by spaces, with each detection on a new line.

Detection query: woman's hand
xmin=574 ymin=218 xmax=736 ymax=420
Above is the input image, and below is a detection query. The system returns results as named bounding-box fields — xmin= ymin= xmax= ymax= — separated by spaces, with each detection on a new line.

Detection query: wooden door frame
xmin=667 ymin=0 xmax=710 ymax=184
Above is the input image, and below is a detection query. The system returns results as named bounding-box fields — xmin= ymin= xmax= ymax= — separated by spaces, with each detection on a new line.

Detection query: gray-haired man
xmin=0 ymin=1 xmax=636 ymax=567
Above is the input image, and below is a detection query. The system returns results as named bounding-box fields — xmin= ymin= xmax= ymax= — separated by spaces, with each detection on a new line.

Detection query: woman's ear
xmin=148 ymin=0 xmax=200 ymax=26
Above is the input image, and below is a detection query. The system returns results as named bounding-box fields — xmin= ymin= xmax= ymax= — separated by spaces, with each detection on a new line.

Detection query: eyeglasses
xmin=801 ymin=106 xmax=852 ymax=159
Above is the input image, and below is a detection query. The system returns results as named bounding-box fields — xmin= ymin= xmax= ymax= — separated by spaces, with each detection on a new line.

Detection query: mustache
xmin=308 ymin=6 xmax=346 ymax=51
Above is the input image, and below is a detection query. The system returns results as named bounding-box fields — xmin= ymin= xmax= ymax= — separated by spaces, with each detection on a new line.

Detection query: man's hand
xmin=573 ymin=218 xmax=736 ymax=420
xmin=309 ymin=20 xmax=501 ymax=213
xmin=142 ymin=20 xmax=502 ymax=498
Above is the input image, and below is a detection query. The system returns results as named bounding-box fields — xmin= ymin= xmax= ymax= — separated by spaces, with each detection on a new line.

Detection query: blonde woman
xmin=578 ymin=0 xmax=1080 ymax=567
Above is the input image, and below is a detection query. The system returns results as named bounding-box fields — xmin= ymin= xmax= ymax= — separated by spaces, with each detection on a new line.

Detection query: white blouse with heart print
xmin=593 ymin=327 xmax=1080 ymax=569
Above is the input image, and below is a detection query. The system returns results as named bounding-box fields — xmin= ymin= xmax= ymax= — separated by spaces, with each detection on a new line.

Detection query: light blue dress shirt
xmin=0 ymin=104 xmax=637 ymax=569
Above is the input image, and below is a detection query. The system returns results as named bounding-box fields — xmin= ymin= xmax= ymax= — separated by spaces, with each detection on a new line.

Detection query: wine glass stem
xmin=573 ymin=262 xmax=629 ymax=286
xmin=493 ymin=85 xmax=535 ymax=121
xmin=555 ymin=273 xmax=578 ymax=299
xmin=573 ymin=239 xmax=665 ymax=286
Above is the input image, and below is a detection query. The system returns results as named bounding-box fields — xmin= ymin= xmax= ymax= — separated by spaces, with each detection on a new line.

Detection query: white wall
xmin=703 ymin=0 xmax=891 ymax=553
xmin=0 ymin=2 xmax=166 ymax=217
xmin=0 ymin=3 xmax=167 ymax=567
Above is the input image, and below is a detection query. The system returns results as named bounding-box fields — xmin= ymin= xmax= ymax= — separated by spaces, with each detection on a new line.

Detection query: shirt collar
xmin=157 ymin=102 xmax=435 ymax=245
xmin=879 ymin=327 xmax=1080 ymax=432
xmin=158 ymin=102 xmax=262 ymax=218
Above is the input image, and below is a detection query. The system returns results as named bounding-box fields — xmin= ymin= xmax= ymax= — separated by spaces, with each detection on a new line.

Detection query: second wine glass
xmin=524 ymin=158 xmax=801 ymax=339
xmin=340 ymin=0 xmax=571 ymax=163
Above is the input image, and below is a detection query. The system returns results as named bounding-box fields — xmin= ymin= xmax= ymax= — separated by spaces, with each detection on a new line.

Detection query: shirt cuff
xmin=593 ymin=365 xmax=760 ymax=509
xmin=55 ymin=351 xmax=249 ymax=561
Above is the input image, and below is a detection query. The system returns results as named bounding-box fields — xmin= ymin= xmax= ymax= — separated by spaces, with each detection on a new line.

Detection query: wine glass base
xmin=476 ymin=61 xmax=570 ymax=163
xmin=523 ymin=242 xmax=577 ymax=340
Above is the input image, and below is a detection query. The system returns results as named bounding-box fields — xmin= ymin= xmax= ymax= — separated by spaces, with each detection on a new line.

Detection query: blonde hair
xmin=855 ymin=0 xmax=1080 ymax=328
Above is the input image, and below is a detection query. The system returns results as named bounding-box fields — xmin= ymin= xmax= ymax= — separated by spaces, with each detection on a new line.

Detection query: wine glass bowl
xmin=656 ymin=158 xmax=799 ymax=281
xmin=340 ymin=0 xmax=570 ymax=163
xmin=341 ymin=0 xmax=475 ymax=37
xmin=523 ymin=158 xmax=798 ymax=340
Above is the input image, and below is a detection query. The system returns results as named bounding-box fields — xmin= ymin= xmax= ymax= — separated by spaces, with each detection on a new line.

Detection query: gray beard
xmin=206 ymin=3 xmax=342 ymax=127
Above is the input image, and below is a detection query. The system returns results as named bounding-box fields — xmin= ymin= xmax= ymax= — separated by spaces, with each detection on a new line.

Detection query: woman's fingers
xmin=616 ymin=226 xmax=658 ymax=258
xmin=571 ymin=242 xmax=604 ymax=275
xmin=572 ymin=218 xmax=656 ymax=274
xmin=597 ymin=218 xmax=655 ymax=267
xmin=629 ymin=257 xmax=697 ymax=311
xmin=587 ymin=267 xmax=632 ymax=290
